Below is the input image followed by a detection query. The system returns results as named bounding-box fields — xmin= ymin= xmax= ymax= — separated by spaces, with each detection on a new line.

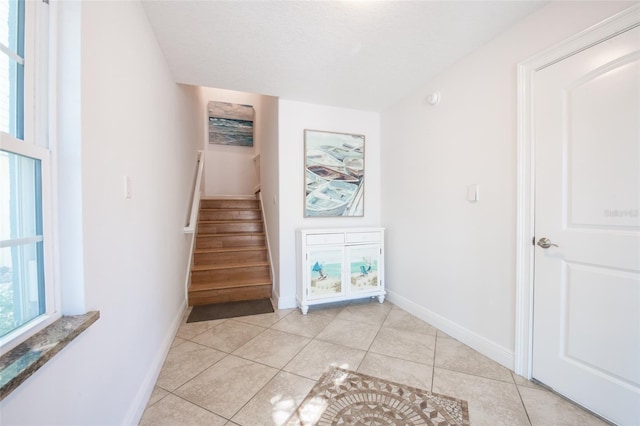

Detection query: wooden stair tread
xmin=192 ymin=261 xmax=269 ymax=272
xmin=197 ymin=232 xmax=265 ymax=237
xmin=200 ymin=199 xmax=258 ymax=203
xmin=200 ymin=208 xmax=261 ymax=211
xmin=194 ymin=246 xmax=267 ymax=254
xmin=198 ymin=220 xmax=263 ymax=224
xmin=189 ymin=278 xmax=272 ymax=291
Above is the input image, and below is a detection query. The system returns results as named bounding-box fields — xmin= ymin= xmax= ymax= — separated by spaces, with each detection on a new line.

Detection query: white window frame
xmin=0 ymin=0 xmax=59 ymax=355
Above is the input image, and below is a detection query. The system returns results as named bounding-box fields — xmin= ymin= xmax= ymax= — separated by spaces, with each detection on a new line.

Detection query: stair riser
xmin=199 ymin=210 xmax=262 ymax=221
xmin=196 ymin=235 xmax=265 ymax=249
xmin=188 ymin=285 xmax=272 ymax=306
xmin=200 ymin=199 xmax=259 ymax=209
xmin=194 ymin=250 xmax=268 ymax=266
xmin=198 ymin=222 xmax=264 ymax=234
xmin=191 ymin=265 xmax=270 ymax=285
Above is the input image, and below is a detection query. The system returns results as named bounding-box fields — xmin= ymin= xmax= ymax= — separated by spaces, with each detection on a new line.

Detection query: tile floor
xmin=139 ymin=299 xmax=609 ymax=426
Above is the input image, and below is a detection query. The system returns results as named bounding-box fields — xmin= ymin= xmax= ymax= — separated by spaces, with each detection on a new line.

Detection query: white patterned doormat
xmin=287 ymin=367 xmax=470 ymax=425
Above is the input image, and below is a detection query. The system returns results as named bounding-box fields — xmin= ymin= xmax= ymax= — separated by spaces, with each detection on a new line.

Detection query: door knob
xmin=537 ymin=237 xmax=559 ymax=249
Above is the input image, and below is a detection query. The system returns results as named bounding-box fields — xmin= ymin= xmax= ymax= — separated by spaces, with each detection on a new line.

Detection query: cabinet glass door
xmin=348 ymin=245 xmax=381 ymax=293
xmin=307 ymin=246 xmax=345 ymax=299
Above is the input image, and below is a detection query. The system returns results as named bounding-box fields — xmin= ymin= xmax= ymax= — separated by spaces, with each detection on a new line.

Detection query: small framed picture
xmin=208 ymin=101 xmax=254 ymax=147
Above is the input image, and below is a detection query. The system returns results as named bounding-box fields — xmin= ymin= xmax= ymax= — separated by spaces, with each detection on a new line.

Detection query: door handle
xmin=537 ymin=237 xmax=559 ymax=249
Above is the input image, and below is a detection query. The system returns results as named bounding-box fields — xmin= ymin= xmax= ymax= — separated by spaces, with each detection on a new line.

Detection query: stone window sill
xmin=0 ymin=311 xmax=100 ymax=401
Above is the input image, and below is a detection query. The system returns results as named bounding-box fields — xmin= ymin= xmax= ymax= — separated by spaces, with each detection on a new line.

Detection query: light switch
xmin=124 ymin=176 xmax=132 ymax=199
xmin=467 ymin=184 xmax=478 ymax=202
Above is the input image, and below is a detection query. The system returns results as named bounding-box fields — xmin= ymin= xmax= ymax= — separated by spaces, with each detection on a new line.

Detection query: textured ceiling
xmin=142 ymin=1 xmax=546 ymax=111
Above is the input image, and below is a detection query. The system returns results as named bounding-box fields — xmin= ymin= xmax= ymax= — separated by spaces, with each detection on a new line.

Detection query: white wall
xmin=200 ymin=87 xmax=265 ymax=197
xmin=256 ymin=95 xmax=280 ymax=301
xmin=380 ymin=1 xmax=634 ymax=368
xmin=277 ymin=100 xmax=381 ymax=308
xmin=0 ymin=1 xmax=201 ymax=424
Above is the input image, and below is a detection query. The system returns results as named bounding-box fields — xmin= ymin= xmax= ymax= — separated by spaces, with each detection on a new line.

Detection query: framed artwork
xmin=304 ymin=129 xmax=365 ymax=217
xmin=208 ymin=101 xmax=254 ymax=147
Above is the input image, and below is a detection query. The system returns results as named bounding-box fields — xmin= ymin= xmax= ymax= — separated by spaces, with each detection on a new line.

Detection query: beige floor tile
xmin=519 ymin=386 xmax=609 ymax=426
xmin=191 ymin=319 xmax=266 ymax=353
xmin=369 ymin=327 xmax=436 ymax=365
xmin=512 ymin=372 xmax=545 ymax=390
xmin=231 ymin=371 xmax=315 ymax=426
xmin=146 ymin=386 xmax=169 ymax=407
xmin=432 ymin=368 xmax=530 ymax=426
xmin=156 ymin=341 xmax=226 ymax=391
xmin=335 ymin=300 xmax=392 ymax=325
xmin=305 ymin=301 xmax=350 ymax=317
xmin=171 ymin=337 xmax=187 ymax=349
xmin=357 ymin=352 xmax=433 ymax=390
xmin=382 ymin=308 xmax=437 ymax=336
xmin=437 ymin=329 xmax=454 ymax=339
xmin=176 ymin=318 xmax=226 ymax=340
xmin=315 ymin=318 xmax=380 ymax=350
xmin=234 ymin=308 xmax=295 ymax=327
xmin=349 ymin=298 xmax=394 ymax=307
xmin=181 ymin=307 xmax=192 ymax=322
xmin=283 ymin=339 xmax=366 ymax=380
xmin=270 ymin=310 xmax=333 ymax=338
xmin=142 ymin=303 xmax=618 ymax=426
xmin=175 ymin=355 xmax=278 ymax=419
xmin=435 ymin=337 xmax=513 ymax=383
xmin=233 ymin=329 xmax=310 ymax=369
xmin=139 ymin=394 xmax=227 ymax=426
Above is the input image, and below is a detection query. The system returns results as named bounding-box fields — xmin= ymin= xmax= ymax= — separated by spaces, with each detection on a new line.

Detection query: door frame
xmin=514 ymin=4 xmax=640 ymax=379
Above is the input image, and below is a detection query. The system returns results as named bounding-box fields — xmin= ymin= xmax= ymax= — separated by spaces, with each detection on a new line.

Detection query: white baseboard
xmin=277 ymin=294 xmax=297 ymax=310
xmin=386 ymin=289 xmax=515 ymax=370
xmin=123 ymin=300 xmax=187 ymax=425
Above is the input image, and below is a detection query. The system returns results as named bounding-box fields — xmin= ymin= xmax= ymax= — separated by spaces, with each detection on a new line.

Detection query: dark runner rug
xmin=287 ymin=367 xmax=470 ymax=425
xmin=186 ymin=298 xmax=274 ymax=323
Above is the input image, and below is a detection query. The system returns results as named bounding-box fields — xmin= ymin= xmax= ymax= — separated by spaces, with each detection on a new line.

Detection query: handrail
xmin=184 ymin=150 xmax=204 ymax=233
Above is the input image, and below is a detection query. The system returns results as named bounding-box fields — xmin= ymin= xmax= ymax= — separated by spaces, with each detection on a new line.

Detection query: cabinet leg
xmin=300 ymin=305 xmax=309 ymax=315
xmin=378 ymin=295 xmax=385 ymax=304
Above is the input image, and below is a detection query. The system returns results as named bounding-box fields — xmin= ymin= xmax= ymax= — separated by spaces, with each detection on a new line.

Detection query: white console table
xmin=296 ymin=227 xmax=385 ymax=314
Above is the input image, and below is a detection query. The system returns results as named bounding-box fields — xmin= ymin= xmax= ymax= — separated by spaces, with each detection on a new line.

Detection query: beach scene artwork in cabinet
xmin=308 ymin=247 xmax=344 ymax=298
xmin=349 ymin=246 xmax=380 ymax=292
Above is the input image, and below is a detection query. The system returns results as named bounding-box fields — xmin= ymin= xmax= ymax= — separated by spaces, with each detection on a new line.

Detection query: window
xmin=0 ymin=0 xmax=54 ymax=352
xmin=0 ymin=0 xmax=24 ymax=138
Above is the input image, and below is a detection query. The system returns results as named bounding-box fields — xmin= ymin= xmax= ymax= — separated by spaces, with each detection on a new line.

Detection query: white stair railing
xmin=184 ymin=150 xmax=204 ymax=234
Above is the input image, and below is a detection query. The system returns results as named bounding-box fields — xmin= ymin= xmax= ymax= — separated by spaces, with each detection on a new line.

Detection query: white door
xmin=532 ymin=25 xmax=640 ymax=425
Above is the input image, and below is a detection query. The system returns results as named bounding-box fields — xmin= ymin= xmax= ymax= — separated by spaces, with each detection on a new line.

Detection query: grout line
xmin=364 ymin=347 xmax=436 ymax=367
xmin=431 ymin=333 xmax=438 ymax=392
xmin=169 ymin=392 xmax=232 ymax=423
xmin=160 ymin=352 xmax=233 ymax=418
xmin=224 ymin=366 xmax=279 ymax=423
xmin=434 ymin=364 xmax=520 ymax=385
xmin=356 ymin=305 xmax=393 ymax=371
xmin=512 ymin=372 xmax=534 ymax=426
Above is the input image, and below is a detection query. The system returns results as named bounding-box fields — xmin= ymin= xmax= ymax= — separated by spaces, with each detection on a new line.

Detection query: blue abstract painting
xmin=208 ymin=101 xmax=254 ymax=147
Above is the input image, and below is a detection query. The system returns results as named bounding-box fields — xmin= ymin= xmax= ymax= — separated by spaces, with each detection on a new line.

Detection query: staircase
xmin=188 ymin=198 xmax=272 ymax=306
